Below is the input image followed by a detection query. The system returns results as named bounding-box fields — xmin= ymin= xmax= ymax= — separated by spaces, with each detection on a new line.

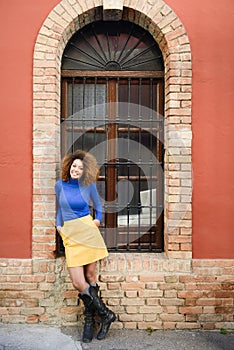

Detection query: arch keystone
xmin=103 ymin=0 xmax=124 ymax=20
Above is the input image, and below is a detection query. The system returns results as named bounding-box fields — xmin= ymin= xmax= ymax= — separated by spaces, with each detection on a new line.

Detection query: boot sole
xmin=82 ymin=338 xmax=92 ymax=343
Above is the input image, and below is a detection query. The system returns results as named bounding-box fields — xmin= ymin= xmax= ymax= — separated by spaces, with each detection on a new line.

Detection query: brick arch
xmin=33 ymin=1 xmax=192 ymax=259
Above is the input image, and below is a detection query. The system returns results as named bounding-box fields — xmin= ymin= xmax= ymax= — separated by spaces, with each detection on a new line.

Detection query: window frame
xmin=58 ymin=70 xmax=164 ymax=253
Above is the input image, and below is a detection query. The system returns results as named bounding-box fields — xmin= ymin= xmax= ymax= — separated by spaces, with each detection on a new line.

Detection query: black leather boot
xmin=79 ymin=293 xmax=95 ymax=343
xmin=89 ymin=285 xmax=116 ymax=340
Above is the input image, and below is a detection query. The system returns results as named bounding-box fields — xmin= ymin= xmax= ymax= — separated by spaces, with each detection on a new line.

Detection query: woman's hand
xmin=56 ymin=226 xmax=62 ymax=233
xmin=93 ymin=219 xmax=100 ymax=227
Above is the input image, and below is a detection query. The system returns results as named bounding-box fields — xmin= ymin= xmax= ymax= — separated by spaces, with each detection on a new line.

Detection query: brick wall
xmin=1 ymin=256 xmax=233 ymax=329
xmin=0 ymin=0 xmax=233 ymax=331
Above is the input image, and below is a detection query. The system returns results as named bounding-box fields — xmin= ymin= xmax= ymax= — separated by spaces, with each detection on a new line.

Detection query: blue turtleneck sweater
xmin=55 ymin=178 xmax=102 ymax=227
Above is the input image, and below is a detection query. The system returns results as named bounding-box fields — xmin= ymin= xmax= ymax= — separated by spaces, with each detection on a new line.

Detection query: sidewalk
xmin=0 ymin=324 xmax=233 ymax=350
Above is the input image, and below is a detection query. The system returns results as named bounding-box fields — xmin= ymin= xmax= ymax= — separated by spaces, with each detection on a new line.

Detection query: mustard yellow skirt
xmin=59 ymin=215 xmax=108 ymax=267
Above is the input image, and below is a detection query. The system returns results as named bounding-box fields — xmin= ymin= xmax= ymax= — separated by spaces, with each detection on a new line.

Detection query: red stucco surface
xmin=0 ymin=0 xmax=59 ymax=258
xmin=168 ymin=0 xmax=234 ymax=258
xmin=0 ymin=0 xmax=233 ymax=258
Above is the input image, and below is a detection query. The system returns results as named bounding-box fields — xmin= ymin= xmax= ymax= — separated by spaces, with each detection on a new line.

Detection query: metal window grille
xmin=60 ymin=76 xmax=164 ymax=252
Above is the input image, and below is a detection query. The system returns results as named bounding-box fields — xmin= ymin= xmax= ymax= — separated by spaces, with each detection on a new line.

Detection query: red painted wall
xmin=0 ymin=0 xmax=234 ymax=258
xmin=167 ymin=0 xmax=234 ymax=258
xmin=0 ymin=0 xmax=60 ymax=258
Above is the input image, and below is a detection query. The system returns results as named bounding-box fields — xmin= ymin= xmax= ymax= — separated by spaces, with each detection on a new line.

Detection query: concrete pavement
xmin=0 ymin=324 xmax=233 ymax=350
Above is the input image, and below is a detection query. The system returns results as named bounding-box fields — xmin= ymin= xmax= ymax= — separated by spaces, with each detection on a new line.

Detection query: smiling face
xmin=70 ymin=158 xmax=84 ymax=180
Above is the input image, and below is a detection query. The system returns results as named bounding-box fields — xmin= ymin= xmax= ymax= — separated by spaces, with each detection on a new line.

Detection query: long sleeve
xmin=55 ymin=180 xmax=63 ymax=227
xmin=56 ymin=206 xmax=63 ymax=227
xmin=90 ymin=183 xmax=103 ymax=222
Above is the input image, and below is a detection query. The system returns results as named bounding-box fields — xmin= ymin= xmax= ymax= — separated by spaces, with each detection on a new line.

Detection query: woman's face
xmin=70 ymin=159 xmax=84 ymax=180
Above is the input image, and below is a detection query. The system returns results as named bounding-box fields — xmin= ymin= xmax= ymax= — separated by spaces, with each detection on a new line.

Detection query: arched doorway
xmin=33 ymin=2 xmax=192 ymax=260
xmin=59 ymin=20 xmax=164 ymax=253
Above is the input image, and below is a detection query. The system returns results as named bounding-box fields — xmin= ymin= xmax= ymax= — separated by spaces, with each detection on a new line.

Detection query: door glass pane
xmin=62 ymin=79 xmax=107 ymax=155
xmin=67 ymin=80 xmax=106 ymax=119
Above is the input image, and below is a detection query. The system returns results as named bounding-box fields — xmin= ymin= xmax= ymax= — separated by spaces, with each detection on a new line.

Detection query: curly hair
xmin=61 ymin=150 xmax=99 ymax=186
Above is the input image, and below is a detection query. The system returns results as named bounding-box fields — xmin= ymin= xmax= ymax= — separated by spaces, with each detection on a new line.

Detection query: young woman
xmin=55 ymin=150 xmax=116 ymax=342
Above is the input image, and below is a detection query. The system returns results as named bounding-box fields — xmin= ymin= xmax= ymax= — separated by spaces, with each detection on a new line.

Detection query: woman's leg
xmin=68 ymin=266 xmax=89 ymax=292
xmin=69 ymin=263 xmax=115 ymax=341
xmin=89 ymin=284 xmax=116 ymax=340
xmin=68 ymin=262 xmax=97 ymax=291
xmin=84 ymin=262 xmax=97 ymax=285
xmin=68 ymin=266 xmax=95 ymax=343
